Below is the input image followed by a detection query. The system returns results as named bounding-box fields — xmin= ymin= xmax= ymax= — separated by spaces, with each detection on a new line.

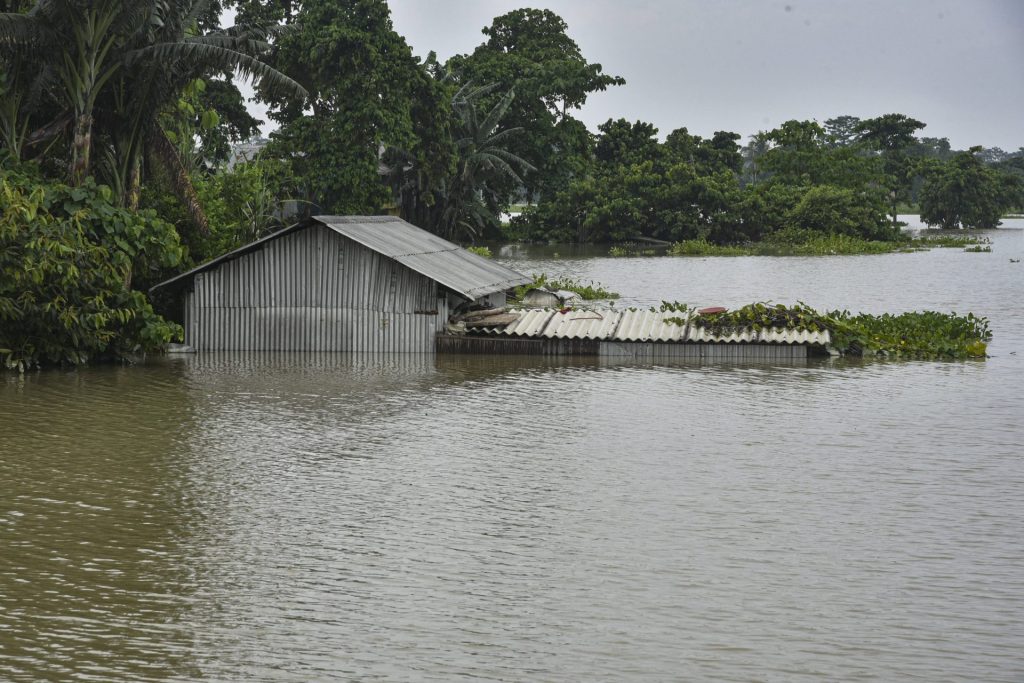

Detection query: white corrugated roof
xmin=477 ymin=308 xmax=831 ymax=346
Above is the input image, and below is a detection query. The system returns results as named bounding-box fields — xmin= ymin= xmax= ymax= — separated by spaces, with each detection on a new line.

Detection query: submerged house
xmin=151 ymin=216 xmax=531 ymax=352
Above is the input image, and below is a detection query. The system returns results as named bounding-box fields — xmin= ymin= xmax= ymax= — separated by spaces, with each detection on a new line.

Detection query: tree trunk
xmin=70 ymin=112 xmax=93 ymax=186
xmin=148 ymin=124 xmax=210 ymax=235
xmin=126 ymin=153 xmax=142 ymax=210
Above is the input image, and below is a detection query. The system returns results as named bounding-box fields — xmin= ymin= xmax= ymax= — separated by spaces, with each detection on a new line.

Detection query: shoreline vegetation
xmin=606 ymin=232 xmax=992 ymax=257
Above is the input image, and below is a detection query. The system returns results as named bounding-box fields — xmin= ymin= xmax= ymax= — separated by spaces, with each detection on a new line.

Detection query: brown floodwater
xmin=2 ymin=224 xmax=1022 ymax=681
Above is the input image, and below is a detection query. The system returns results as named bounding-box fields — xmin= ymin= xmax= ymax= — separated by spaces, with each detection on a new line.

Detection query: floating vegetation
xmin=964 ymin=245 xmax=992 ymax=252
xmin=512 ymin=273 xmax=620 ymax=302
xmin=666 ymin=239 xmax=749 ymax=256
xmin=658 ymin=233 xmax=991 ymax=257
xmin=684 ymin=302 xmax=991 ymax=359
xmin=608 ymin=244 xmax=659 ymax=257
xmin=916 ymin=234 xmax=991 ymax=248
xmin=466 ymin=245 xmax=493 ymax=258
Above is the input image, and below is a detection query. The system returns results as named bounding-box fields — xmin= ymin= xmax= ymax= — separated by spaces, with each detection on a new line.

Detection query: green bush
xmin=1 ymin=168 xmax=183 ymax=370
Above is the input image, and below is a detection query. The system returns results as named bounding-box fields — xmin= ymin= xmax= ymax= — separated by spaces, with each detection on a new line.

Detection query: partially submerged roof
xmin=151 ymin=216 xmax=531 ymax=301
xmin=474 ymin=308 xmax=832 ymax=346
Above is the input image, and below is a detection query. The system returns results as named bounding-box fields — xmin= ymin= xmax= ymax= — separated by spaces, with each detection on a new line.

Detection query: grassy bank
xmin=647 ymin=233 xmax=990 ymax=257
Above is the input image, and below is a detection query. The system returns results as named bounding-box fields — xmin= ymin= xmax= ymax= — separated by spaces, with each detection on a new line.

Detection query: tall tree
xmin=740 ymin=131 xmax=771 ymax=186
xmin=823 ymin=115 xmax=862 ymax=148
xmin=253 ymin=0 xmax=448 ymax=214
xmin=447 ymin=8 xmax=623 ymax=200
xmin=855 ymin=113 xmax=926 ymax=226
xmin=594 ymin=118 xmax=659 ymax=167
xmin=385 ymin=83 xmax=531 ymax=241
xmin=920 ymin=147 xmax=1022 ymax=229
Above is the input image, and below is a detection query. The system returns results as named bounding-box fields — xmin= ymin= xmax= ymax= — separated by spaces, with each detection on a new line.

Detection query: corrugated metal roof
xmin=477 ymin=308 xmax=831 ymax=346
xmin=316 ymin=216 xmax=531 ymax=300
xmin=151 ymin=216 xmax=531 ymax=301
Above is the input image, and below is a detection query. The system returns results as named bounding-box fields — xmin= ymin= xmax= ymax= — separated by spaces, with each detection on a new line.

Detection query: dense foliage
xmin=919 ymin=148 xmax=1023 ymax=229
xmin=0 ymin=166 xmax=183 ymax=369
xmin=512 ymin=111 xmax=1022 ymax=244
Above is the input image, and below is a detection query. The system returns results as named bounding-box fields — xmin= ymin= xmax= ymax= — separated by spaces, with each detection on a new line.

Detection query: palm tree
xmin=0 ymin=0 xmax=305 ymax=231
xmin=438 ymin=84 xmax=534 ymax=239
xmin=384 ymin=81 xmax=533 ymax=240
xmin=741 ymin=131 xmax=772 ymax=187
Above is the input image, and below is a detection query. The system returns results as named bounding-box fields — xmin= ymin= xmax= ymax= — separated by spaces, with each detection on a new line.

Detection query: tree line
xmin=1 ymin=0 xmax=1022 ymax=367
xmin=514 ymin=114 xmax=1023 ymax=245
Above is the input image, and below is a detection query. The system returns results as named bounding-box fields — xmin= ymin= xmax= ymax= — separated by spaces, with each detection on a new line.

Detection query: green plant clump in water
xmin=915 ymin=234 xmax=991 ymax=248
xmin=687 ymin=302 xmax=991 ymax=359
xmin=466 ymin=245 xmax=493 ymax=258
xmin=513 ymin=273 xmax=619 ymax=302
xmin=607 ymin=244 xmax=658 ymax=257
xmin=667 ymin=239 xmax=749 ymax=256
xmin=964 ymin=245 xmax=992 ymax=252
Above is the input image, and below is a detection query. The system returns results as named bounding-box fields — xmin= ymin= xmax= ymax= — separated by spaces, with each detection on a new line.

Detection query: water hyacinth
xmin=686 ymin=302 xmax=991 ymax=359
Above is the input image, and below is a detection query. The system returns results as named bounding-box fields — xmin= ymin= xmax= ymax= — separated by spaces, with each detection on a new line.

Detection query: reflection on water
xmin=3 ymin=230 xmax=1024 ymax=681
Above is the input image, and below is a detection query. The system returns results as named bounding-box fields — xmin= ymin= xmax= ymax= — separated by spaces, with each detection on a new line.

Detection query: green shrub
xmin=1 ymin=168 xmax=183 ymax=370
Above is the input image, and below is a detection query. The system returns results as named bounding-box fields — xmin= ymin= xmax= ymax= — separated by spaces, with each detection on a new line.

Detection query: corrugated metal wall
xmin=599 ymin=341 xmax=808 ymax=360
xmin=437 ymin=336 xmax=810 ymax=360
xmin=186 ymin=224 xmax=447 ymax=352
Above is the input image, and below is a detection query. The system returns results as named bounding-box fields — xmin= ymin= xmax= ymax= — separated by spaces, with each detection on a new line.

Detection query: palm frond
xmin=478 ymin=88 xmax=515 ymax=139
xmin=186 ymin=33 xmax=270 ymax=54
xmin=148 ymin=121 xmax=210 ymax=235
xmin=0 ymin=12 xmax=52 ymax=52
xmin=126 ymin=41 xmax=307 ymax=100
xmin=484 ymin=147 xmax=535 ymax=173
xmin=182 ymin=0 xmax=213 ymax=31
xmin=471 ymin=151 xmax=527 ymax=185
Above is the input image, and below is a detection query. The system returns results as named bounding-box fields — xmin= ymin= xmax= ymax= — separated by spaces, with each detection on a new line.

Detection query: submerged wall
xmin=183 ymin=224 xmax=447 ymax=352
xmin=437 ymin=335 xmax=810 ymax=360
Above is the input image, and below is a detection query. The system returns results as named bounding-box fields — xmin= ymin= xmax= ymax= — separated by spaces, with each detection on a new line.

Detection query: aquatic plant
xmin=512 ymin=273 xmax=620 ymax=302
xmin=466 ymin=245 xmax=493 ymax=258
xmin=686 ymin=302 xmax=991 ymax=359
xmin=667 ymin=239 xmax=749 ymax=256
xmin=607 ymin=244 xmax=659 ymax=257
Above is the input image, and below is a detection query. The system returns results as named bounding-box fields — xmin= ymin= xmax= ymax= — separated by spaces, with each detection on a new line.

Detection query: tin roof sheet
xmin=151 ymin=216 xmax=531 ymax=301
xmin=476 ymin=308 xmax=831 ymax=346
xmin=317 ymin=216 xmax=530 ymax=300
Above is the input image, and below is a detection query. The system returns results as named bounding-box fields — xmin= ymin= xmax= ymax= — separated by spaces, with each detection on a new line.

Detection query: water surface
xmin=2 ymin=226 xmax=1022 ymax=681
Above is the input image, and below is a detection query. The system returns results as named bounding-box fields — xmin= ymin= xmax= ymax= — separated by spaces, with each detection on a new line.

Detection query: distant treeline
xmin=510 ymin=115 xmax=1024 ymax=244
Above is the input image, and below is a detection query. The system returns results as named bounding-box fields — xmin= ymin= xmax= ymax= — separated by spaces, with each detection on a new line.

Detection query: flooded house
xmin=150 ymin=216 xmax=532 ymax=352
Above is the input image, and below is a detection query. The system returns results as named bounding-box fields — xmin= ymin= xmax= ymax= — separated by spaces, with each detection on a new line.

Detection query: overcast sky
xmin=382 ymin=0 xmax=1023 ymax=150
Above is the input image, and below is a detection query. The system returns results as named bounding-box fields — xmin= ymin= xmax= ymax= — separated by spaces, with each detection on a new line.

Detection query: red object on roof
xmin=698 ymin=306 xmax=728 ymax=315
